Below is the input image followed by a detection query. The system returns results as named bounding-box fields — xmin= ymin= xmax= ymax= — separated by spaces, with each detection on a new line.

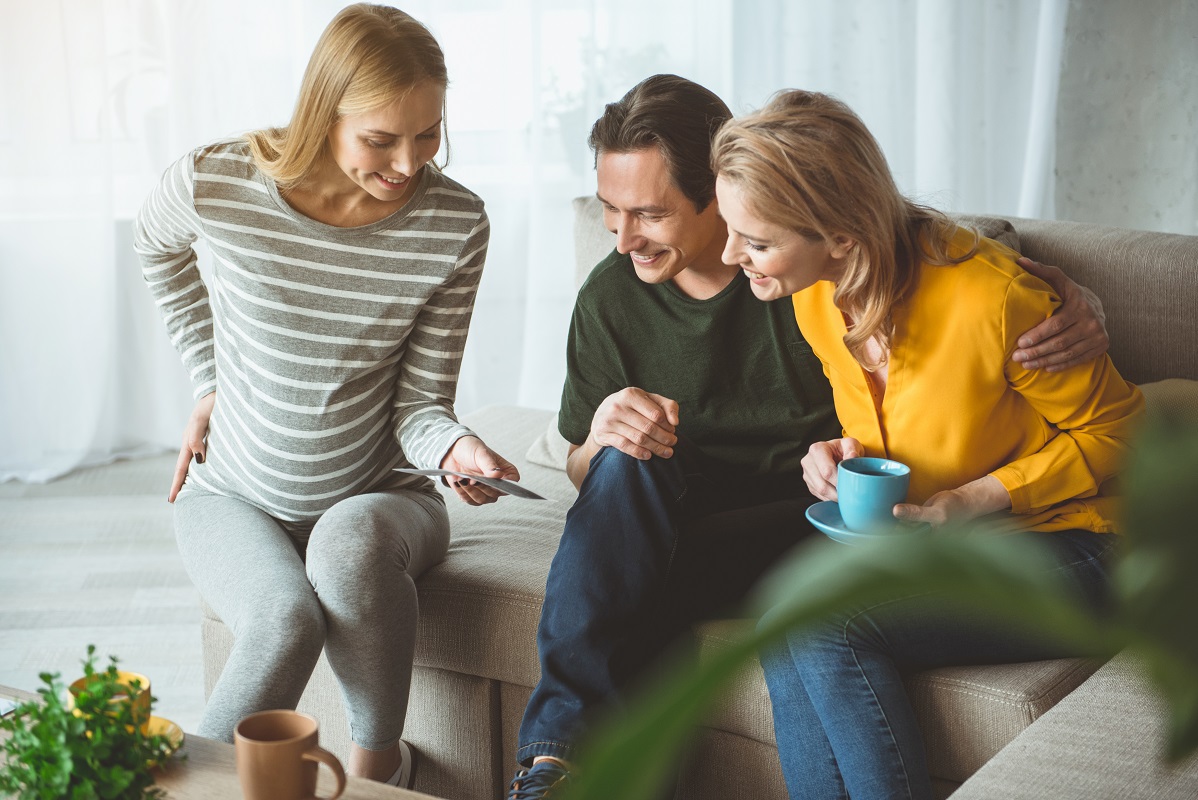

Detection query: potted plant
xmin=0 ymin=645 xmax=181 ymax=800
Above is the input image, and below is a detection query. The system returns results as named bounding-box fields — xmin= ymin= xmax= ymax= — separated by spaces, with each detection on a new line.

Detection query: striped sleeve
xmin=392 ymin=211 xmax=489 ymax=468
xmin=132 ymin=151 xmax=217 ymax=398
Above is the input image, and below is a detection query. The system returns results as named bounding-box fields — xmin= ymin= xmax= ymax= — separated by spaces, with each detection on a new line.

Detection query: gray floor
xmin=0 ymin=453 xmax=206 ymax=731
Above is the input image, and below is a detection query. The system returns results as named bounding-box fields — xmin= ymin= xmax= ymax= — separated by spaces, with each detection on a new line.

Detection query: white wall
xmin=1056 ymin=0 xmax=1198 ymax=234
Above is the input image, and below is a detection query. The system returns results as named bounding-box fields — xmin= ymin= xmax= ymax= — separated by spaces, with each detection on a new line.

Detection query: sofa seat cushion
xmin=1139 ymin=377 xmax=1198 ymax=419
xmin=904 ymin=657 xmax=1104 ymax=781
xmin=414 ymin=405 xmax=576 ymax=687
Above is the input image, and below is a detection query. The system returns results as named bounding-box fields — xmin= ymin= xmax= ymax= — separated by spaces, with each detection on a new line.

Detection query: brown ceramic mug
xmin=235 ymin=710 xmax=346 ymax=800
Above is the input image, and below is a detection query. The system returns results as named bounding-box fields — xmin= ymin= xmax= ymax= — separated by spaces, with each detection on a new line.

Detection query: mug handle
xmin=302 ymin=745 xmax=347 ymax=800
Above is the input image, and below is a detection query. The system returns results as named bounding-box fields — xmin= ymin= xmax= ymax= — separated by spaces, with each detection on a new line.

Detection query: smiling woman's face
xmin=325 ymin=82 xmax=444 ymax=204
xmin=715 ymin=175 xmax=852 ymax=301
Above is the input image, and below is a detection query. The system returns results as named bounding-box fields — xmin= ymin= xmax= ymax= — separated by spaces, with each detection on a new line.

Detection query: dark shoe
xmin=507 ymin=759 xmax=572 ymax=799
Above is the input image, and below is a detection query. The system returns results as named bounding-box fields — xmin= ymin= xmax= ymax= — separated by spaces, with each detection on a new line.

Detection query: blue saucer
xmin=805 ymin=501 xmax=923 ymax=545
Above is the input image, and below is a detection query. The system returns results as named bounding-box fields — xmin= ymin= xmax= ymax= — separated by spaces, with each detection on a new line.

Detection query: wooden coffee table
xmin=1 ymin=685 xmax=440 ymax=799
xmin=156 ymin=733 xmax=442 ymax=799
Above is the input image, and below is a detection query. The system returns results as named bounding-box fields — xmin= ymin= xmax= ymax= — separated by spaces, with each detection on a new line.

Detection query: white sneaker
xmin=383 ymin=740 xmax=418 ymax=789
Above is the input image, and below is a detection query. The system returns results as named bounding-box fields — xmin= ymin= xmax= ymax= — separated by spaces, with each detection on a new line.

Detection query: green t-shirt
xmin=559 ymin=251 xmax=840 ymax=485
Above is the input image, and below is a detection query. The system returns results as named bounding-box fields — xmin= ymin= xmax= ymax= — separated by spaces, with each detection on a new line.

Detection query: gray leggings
xmin=174 ymin=485 xmax=449 ymax=750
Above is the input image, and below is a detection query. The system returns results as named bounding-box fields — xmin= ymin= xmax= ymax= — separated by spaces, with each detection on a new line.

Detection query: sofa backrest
xmin=1010 ymin=218 xmax=1197 ymax=385
xmin=570 ymin=196 xmax=1198 ymax=384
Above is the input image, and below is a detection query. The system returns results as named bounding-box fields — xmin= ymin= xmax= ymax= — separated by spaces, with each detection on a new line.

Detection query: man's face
xmin=595 ymin=147 xmax=725 ymax=286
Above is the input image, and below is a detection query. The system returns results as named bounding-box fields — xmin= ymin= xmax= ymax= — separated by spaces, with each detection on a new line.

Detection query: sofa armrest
xmin=951 ymin=651 xmax=1198 ymax=799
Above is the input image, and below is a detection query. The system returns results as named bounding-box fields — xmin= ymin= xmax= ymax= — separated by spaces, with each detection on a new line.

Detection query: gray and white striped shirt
xmin=134 ymin=139 xmax=485 ymax=524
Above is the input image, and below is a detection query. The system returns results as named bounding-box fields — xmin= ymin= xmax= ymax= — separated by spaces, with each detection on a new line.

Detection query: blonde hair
xmin=245 ymin=3 xmax=449 ymax=189
xmin=712 ymin=90 xmax=976 ymax=369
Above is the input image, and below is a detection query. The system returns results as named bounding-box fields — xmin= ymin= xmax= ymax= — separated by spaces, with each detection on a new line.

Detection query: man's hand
xmin=800 ymin=437 xmax=863 ymax=501
xmin=564 ymin=388 xmax=680 ymax=490
xmin=893 ymin=475 xmax=1011 ymax=527
xmin=169 ymin=391 xmax=215 ymax=503
xmin=440 ymin=435 xmax=520 ymax=506
xmin=1012 ymin=257 xmax=1109 ymax=372
xmin=587 ymin=387 xmax=680 ymax=461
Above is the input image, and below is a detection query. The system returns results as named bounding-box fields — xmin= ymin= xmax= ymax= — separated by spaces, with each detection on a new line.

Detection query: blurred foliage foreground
xmin=562 ymin=414 xmax=1198 ymax=800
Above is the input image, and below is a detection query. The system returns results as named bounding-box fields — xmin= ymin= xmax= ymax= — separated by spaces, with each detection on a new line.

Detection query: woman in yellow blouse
xmin=711 ymin=90 xmax=1144 ymax=800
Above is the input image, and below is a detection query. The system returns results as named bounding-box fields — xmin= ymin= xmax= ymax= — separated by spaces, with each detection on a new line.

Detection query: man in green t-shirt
xmin=507 ymin=75 xmax=1110 ymax=798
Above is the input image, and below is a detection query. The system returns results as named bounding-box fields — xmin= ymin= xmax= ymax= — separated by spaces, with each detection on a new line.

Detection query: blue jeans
xmin=761 ymin=528 xmax=1116 ymax=800
xmin=516 ymin=440 xmax=816 ymax=766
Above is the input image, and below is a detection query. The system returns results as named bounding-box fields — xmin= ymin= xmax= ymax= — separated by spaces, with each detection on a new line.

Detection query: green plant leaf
xmin=1115 ymin=414 xmax=1198 ymax=760
xmin=0 ymin=646 xmax=180 ymax=799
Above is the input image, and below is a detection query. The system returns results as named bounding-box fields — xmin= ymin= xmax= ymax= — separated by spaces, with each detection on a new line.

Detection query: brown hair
xmin=588 ymin=74 xmax=731 ymax=212
xmin=712 ymin=90 xmax=975 ymax=369
xmin=245 ymin=3 xmax=449 ymax=189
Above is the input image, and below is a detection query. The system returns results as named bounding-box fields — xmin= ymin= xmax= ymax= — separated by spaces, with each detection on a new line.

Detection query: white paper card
xmin=394 ymin=468 xmax=547 ymax=500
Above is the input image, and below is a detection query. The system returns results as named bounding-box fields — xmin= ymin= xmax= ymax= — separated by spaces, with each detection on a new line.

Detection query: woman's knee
xmin=306 ymin=492 xmax=447 ymax=585
xmin=1038 ymin=529 xmax=1115 ymax=612
xmin=311 ymin=498 xmax=398 ymax=565
xmin=778 ymin=607 xmax=889 ymax=672
xmin=237 ymin=587 xmax=326 ymax=649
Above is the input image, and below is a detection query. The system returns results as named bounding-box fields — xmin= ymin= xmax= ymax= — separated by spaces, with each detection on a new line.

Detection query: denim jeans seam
xmin=919 ymin=683 xmax=1049 ymax=706
xmin=1045 ymin=552 xmax=1106 ymax=575
xmin=787 ymin=656 xmax=851 ymax=800
xmin=519 ymin=739 xmax=572 ymax=748
xmin=844 ymin=645 xmax=917 ymax=799
xmin=516 ymin=739 xmax=575 ymax=765
xmin=839 ymin=594 xmax=931 ymax=800
xmin=659 ymin=482 xmax=689 ymax=586
xmin=844 ymin=591 xmax=935 ymax=624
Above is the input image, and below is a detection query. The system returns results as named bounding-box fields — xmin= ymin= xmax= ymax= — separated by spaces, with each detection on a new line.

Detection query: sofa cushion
xmin=415 ymin=406 xmax=574 ymax=687
xmin=524 ymin=412 xmax=570 ymax=471
xmin=954 ymin=213 xmax=1021 ymax=251
xmin=1139 ymin=378 xmax=1198 ymax=421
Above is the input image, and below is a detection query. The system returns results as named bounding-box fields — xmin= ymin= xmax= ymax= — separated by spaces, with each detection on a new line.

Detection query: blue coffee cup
xmin=837 ymin=457 xmax=910 ymax=533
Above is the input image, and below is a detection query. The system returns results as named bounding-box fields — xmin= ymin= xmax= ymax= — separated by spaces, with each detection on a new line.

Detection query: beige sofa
xmin=202 ymin=201 xmax=1198 ymax=799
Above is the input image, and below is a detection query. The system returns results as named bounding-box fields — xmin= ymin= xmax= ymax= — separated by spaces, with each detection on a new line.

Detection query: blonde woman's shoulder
xmin=927 ymin=227 xmax=1042 ymax=307
xmin=422 ymin=167 xmax=486 ymax=217
xmin=191 ymin=138 xmax=258 ymax=179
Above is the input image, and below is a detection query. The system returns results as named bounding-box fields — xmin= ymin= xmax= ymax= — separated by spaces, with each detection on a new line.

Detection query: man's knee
xmin=583 ymin=444 xmax=687 ymax=498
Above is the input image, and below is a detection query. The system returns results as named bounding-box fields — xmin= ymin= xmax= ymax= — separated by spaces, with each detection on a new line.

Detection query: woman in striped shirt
xmin=134 ymin=4 xmax=515 ymax=787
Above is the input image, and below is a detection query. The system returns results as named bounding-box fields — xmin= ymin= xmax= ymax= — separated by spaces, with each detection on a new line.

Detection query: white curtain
xmin=1 ymin=0 xmax=1071 ymax=482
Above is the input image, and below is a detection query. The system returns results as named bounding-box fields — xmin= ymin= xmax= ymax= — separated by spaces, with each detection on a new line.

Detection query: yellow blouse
xmin=791 ymin=230 xmax=1145 ymax=533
